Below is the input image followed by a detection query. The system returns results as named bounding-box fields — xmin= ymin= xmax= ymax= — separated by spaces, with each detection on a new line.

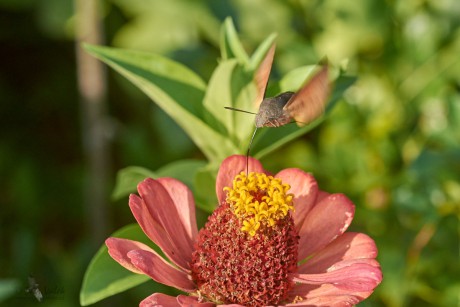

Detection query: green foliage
xmin=220 ymin=18 xmax=249 ymax=63
xmin=2 ymin=1 xmax=459 ymax=306
xmin=0 ymin=279 xmax=21 ymax=302
xmin=84 ymin=44 xmax=239 ymax=162
xmin=111 ymin=166 xmax=156 ymax=200
xmin=80 ymin=224 xmax=151 ymax=306
xmin=111 ymin=159 xmax=206 ymax=200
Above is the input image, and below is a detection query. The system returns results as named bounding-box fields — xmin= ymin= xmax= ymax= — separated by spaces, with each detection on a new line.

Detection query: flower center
xmin=190 ymin=172 xmax=298 ymax=306
xmin=224 ymin=172 xmax=294 ymax=236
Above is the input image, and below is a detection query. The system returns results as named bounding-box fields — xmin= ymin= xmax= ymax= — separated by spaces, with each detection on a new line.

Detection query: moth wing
xmin=283 ymin=64 xmax=330 ymax=126
xmin=254 ymin=43 xmax=276 ymax=108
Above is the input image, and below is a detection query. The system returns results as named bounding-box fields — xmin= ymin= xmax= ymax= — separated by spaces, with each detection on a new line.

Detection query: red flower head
xmin=106 ymin=155 xmax=382 ymax=306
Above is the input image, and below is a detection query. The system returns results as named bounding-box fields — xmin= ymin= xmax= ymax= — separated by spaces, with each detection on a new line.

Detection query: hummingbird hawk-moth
xmin=225 ymin=44 xmax=331 ymax=172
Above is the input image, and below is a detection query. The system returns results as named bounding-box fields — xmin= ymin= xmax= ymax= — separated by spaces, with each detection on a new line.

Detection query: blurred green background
xmin=1 ymin=0 xmax=459 ymax=306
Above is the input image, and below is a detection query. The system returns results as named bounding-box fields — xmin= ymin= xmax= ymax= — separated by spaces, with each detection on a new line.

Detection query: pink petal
xmin=129 ymin=194 xmax=191 ymax=271
xmin=128 ymin=249 xmax=196 ymax=292
xmin=292 ymin=262 xmax=382 ymax=292
xmin=328 ymin=258 xmax=380 ymax=270
xmin=298 ymin=194 xmax=355 ymax=260
xmin=140 ymin=293 xmax=180 ymax=307
xmin=138 ymin=178 xmax=195 ymax=254
xmin=316 ymin=190 xmax=330 ymax=203
xmin=177 ymin=294 xmax=215 ymax=306
xmin=275 ymin=169 xmax=319 ymax=230
xmin=105 ymin=237 xmax=155 ymax=274
xmin=157 ymin=177 xmax=199 ymax=242
xmin=215 ymin=155 xmax=265 ymax=204
xmin=140 ymin=294 xmax=215 ymax=307
xmin=287 ymin=284 xmax=363 ymax=306
xmin=299 ymin=232 xmax=378 ymax=274
xmin=288 ymin=283 xmax=376 ymax=306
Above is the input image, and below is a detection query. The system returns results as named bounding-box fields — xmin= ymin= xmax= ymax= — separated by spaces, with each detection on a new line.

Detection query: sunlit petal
xmin=129 ymin=193 xmax=191 ymax=271
xmin=128 ymin=249 xmax=196 ymax=292
xmin=299 ymin=232 xmax=378 ymax=273
xmin=216 ymin=155 xmax=265 ymax=204
xmin=298 ymin=194 xmax=355 ymax=260
xmin=105 ymin=237 xmax=154 ymax=274
xmin=276 ymin=168 xmax=318 ymax=230
xmin=157 ymin=177 xmax=199 ymax=242
xmin=140 ymin=293 xmax=180 ymax=307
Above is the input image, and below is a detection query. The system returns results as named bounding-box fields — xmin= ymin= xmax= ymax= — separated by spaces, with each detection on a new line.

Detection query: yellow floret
xmin=224 ymin=172 xmax=294 ymax=236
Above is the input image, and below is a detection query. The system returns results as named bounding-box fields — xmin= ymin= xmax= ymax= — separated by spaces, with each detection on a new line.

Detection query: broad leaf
xmin=0 ymin=279 xmax=20 ymax=302
xmin=202 ymin=59 xmax=238 ymax=135
xmin=203 ymin=59 xmax=256 ymax=147
xmin=216 ymin=31 xmax=278 ymax=148
xmin=156 ymin=159 xmax=207 ymax=191
xmin=220 ymin=17 xmax=249 ymax=63
xmin=84 ymin=44 xmax=237 ymax=162
xmin=277 ymin=65 xmax=317 ymax=93
xmin=112 ymin=160 xmax=207 ymax=200
xmin=229 ymin=64 xmax=259 ymax=146
xmin=194 ymin=163 xmax=219 ymax=212
xmin=247 ymin=33 xmax=278 ymax=71
xmin=112 ymin=166 xmax=157 ymax=200
xmin=80 ymin=224 xmax=154 ymax=306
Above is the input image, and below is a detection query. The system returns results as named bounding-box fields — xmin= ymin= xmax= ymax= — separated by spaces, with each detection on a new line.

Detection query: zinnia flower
xmin=106 ymin=155 xmax=382 ymax=306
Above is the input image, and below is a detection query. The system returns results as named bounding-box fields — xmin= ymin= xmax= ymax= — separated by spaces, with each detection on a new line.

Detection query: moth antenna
xmin=224 ymin=107 xmax=257 ymax=115
xmin=246 ymin=127 xmax=258 ymax=175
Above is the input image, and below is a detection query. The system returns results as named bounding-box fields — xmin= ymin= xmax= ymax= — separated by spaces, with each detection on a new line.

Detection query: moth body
xmin=255 ymin=92 xmax=294 ymax=127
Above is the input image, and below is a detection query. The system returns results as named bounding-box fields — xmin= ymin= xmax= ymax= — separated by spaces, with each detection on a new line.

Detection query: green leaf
xmin=112 ymin=160 xmax=207 ymax=200
xmin=277 ymin=65 xmax=317 ymax=93
xmin=230 ymin=64 xmax=259 ymax=146
xmin=194 ymin=163 xmax=219 ymax=212
xmin=80 ymin=224 xmax=153 ymax=306
xmin=112 ymin=166 xmax=157 ymax=200
xmin=202 ymin=59 xmax=256 ymax=147
xmin=156 ymin=159 xmax=207 ymax=191
xmin=84 ymin=44 xmax=237 ymax=162
xmin=247 ymin=33 xmax=278 ymax=71
xmin=212 ymin=31 xmax=277 ymax=148
xmin=220 ymin=17 xmax=249 ymax=63
xmin=327 ymin=75 xmax=357 ymax=112
xmin=252 ymin=122 xmax=322 ymax=159
xmin=0 ymin=279 xmax=20 ymax=302
xmin=202 ymin=59 xmax=238 ymax=135
xmin=84 ymin=44 xmax=206 ymax=115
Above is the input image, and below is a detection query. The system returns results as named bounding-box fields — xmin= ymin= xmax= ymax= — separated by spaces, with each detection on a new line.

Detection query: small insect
xmin=225 ymin=44 xmax=331 ymax=172
xmin=26 ymin=275 xmax=43 ymax=302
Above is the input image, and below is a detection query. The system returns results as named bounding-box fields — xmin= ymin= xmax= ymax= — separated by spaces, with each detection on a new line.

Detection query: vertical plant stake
xmin=225 ymin=44 xmax=331 ymax=173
